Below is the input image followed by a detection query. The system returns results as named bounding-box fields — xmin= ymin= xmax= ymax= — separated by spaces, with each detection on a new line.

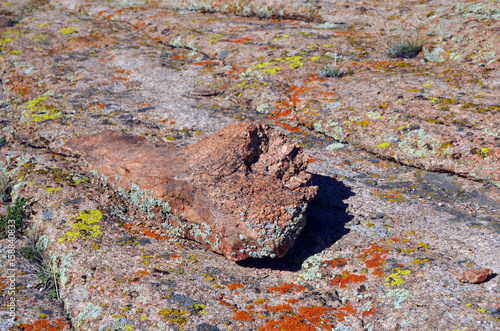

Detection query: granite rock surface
xmin=0 ymin=0 xmax=499 ymax=330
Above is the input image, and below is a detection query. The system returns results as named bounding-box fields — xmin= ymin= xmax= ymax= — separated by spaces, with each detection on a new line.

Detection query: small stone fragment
xmin=65 ymin=122 xmax=317 ymax=261
xmin=459 ymin=268 xmax=493 ymax=284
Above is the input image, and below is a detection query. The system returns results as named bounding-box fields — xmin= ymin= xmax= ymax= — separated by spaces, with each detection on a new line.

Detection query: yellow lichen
xmin=412 ymin=258 xmax=429 ymax=265
xmin=261 ymin=66 xmax=281 ymax=75
xmin=58 ymin=210 xmax=103 ymax=242
xmin=157 ymin=308 xmax=190 ymax=328
xmin=385 ymin=268 xmax=411 ymax=287
xmin=47 ymin=187 xmax=61 ymax=193
xmin=25 ymin=94 xmax=62 ymax=124
xmin=59 ymin=27 xmax=77 ymax=34
xmin=377 ymin=142 xmax=391 ymax=148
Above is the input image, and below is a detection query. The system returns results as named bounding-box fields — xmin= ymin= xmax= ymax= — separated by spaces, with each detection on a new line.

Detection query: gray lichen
xmin=98 ymin=317 xmax=129 ymax=331
xmin=76 ymin=302 xmax=102 ymax=328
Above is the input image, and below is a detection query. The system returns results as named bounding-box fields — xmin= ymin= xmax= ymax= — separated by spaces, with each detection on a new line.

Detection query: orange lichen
xmin=364 ymin=253 xmax=385 ymax=268
xmin=233 ymin=310 xmax=253 ymax=321
xmin=230 ymin=37 xmax=256 ymax=44
xmin=273 ymin=120 xmax=301 ymax=132
xmin=372 ymin=267 xmax=385 ymax=277
xmin=322 ymin=257 xmax=347 ymax=268
xmin=260 ymin=306 xmax=332 ymax=331
xmin=218 ymin=293 xmax=234 ymax=308
xmin=124 ymin=223 xmax=139 ymax=234
xmin=192 ymin=60 xmax=218 ymax=66
xmin=287 ymin=298 xmax=300 ymax=304
xmin=359 ymin=244 xmax=389 ymax=275
xmin=142 ymin=228 xmax=169 ymax=240
xmin=336 ymin=303 xmax=357 ymax=322
xmin=331 ymin=272 xmax=367 ymax=289
xmin=134 ymin=270 xmax=149 ymax=277
xmin=362 ymin=307 xmax=376 ymax=317
xmin=265 ymin=304 xmax=294 ymax=314
xmin=260 ymin=316 xmax=317 ymax=331
xmin=268 ymin=283 xmax=306 ymax=295
xmin=134 ymin=21 xmax=146 ymax=29
xmin=298 ymin=307 xmax=331 ymax=326
xmin=228 ymin=283 xmax=244 ymax=291
xmin=19 ymin=318 xmax=69 ymax=331
xmin=254 ymin=298 xmax=269 ymax=305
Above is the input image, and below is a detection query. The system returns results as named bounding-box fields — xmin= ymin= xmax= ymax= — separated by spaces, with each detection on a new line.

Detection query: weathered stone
xmin=459 ymin=268 xmax=493 ymax=284
xmin=65 ymin=122 xmax=317 ymax=261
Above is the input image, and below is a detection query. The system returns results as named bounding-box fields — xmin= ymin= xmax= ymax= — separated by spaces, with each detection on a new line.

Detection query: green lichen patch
xmin=58 ymin=209 xmax=103 ymax=242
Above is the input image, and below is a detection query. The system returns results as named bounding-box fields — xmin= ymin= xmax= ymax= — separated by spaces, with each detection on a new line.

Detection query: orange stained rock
xmin=230 ymin=37 xmax=256 ymax=43
xmin=192 ymin=60 xmax=218 ymax=66
xmin=268 ymin=283 xmax=306 ymax=295
xmin=372 ymin=267 xmax=385 ymax=277
xmin=265 ymin=304 xmax=294 ymax=314
xmin=273 ymin=120 xmax=300 ymax=132
xmin=96 ymin=10 xmax=107 ymax=18
xmin=228 ymin=283 xmax=244 ymax=291
xmin=254 ymin=298 xmax=269 ymax=305
xmin=134 ymin=270 xmax=149 ymax=277
xmin=340 ymin=303 xmax=357 ymax=315
xmin=218 ymin=293 xmax=234 ymax=308
xmin=336 ymin=303 xmax=357 ymax=322
xmin=331 ymin=272 xmax=367 ymax=289
xmin=19 ymin=318 xmax=69 ymax=331
xmin=260 ymin=315 xmax=317 ymax=331
xmin=362 ymin=307 xmax=376 ymax=317
xmin=233 ymin=310 xmax=253 ymax=321
xmin=364 ymin=253 xmax=385 ymax=268
xmin=134 ymin=21 xmax=146 ymax=29
xmin=142 ymin=228 xmax=169 ymax=240
xmin=323 ymin=257 xmax=347 ymax=268
xmin=124 ymin=223 xmax=139 ymax=233
xmin=298 ymin=306 xmax=331 ymax=326
xmin=274 ymin=108 xmax=292 ymax=118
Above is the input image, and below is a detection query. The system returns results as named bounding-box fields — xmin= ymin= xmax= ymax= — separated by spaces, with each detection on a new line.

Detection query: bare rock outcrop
xmin=65 ymin=122 xmax=317 ymax=260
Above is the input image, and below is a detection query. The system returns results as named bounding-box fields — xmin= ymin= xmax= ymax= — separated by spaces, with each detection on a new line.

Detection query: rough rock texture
xmin=460 ymin=268 xmax=494 ymax=284
xmin=0 ymin=0 xmax=499 ymax=330
xmin=65 ymin=122 xmax=317 ymax=261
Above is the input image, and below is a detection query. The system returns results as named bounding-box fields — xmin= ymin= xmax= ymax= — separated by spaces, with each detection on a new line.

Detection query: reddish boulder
xmin=65 ymin=122 xmax=317 ymax=261
xmin=459 ymin=268 xmax=493 ymax=284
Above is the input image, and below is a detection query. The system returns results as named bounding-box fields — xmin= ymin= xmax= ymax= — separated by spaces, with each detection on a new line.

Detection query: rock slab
xmin=459 ymin=268 xmax=494 ymax=284
xmin=65 ymin=122 xmax=317 ymax=260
